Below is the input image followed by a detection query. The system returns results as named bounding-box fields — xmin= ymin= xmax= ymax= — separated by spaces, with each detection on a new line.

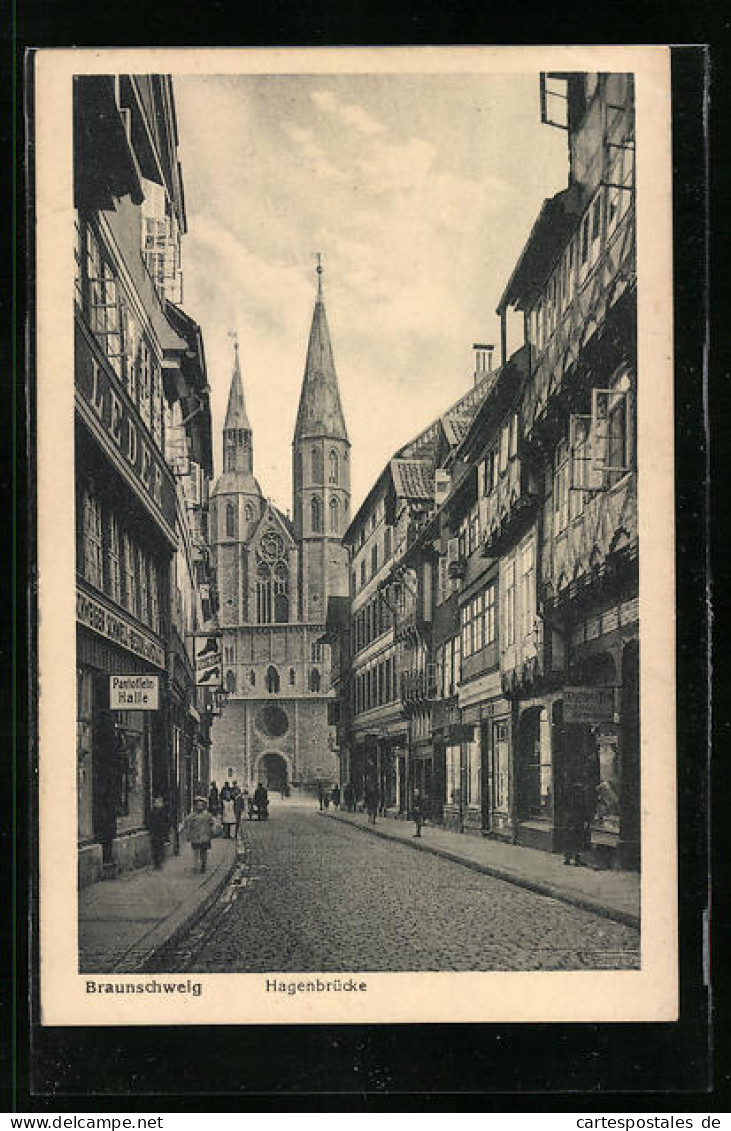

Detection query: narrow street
xmin=149 ymin=799 xmax=640 ymax=973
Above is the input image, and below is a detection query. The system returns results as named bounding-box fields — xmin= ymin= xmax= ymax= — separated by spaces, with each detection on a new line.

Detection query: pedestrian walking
xmin=148 ymin=795 xmax=169 ymax=870
xmin=365 ymin=783 xmax=378 ymax=824
xmin=221 ymin=791 xmax=236 ymax=839
xmin=186 ymin=796 xmax=214 ymax=874
xmin=323 ymin=790 xmax=330 ymax=809
xmin=411 ymin=789 xmax=425 ymax=838
xmin=331 ymin=783 xmax=341 ymax=809
xmin=207 ymin=780 xmax=219 ymax=816
xmin=253 ymin=781 xmax=269 ymax=821
xmin=234 ymin=787 xmax=246 ymax=837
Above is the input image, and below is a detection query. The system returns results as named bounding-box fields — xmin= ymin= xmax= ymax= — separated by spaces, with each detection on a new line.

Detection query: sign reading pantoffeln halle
xmin=109 ymin=674 xmax=160 ymax=710
xmin=194 ymin=633 xmax=223 ymax=688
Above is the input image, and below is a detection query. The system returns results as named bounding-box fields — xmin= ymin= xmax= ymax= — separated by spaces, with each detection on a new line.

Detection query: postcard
xmin=35 ymin=45 xmax=676 ymax=1025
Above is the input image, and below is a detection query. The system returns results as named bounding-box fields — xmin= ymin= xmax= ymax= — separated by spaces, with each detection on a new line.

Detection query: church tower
xmin=210 ymin=336 xmax=264 ymax=628
xmin=293 ymin=260 xmax=351 ymax=624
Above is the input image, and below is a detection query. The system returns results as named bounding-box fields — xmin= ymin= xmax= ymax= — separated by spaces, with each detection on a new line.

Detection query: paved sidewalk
xmin=323 ymin=809 xmax=640 ymax=929
xmin=79 ymin=835 xmax=239 ymax=974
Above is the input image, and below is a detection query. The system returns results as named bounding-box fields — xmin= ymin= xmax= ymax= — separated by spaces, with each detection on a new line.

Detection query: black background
xmin=4 ymin=6 xmax=722 ymax=1109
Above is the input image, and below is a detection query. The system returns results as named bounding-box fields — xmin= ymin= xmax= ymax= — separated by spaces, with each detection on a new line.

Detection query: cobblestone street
xmin=149 ymin=801 xmax=640 ymax=973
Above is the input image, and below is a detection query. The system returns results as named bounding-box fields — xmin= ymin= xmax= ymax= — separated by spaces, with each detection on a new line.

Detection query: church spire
xmin=294 ymin=259 xmax=348 ymax=442
xmin=224 ymin=332 xmax=251 ymax=432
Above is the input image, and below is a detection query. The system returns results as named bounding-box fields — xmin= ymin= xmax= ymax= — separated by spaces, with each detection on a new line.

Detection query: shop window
xmin=266 ymin=665 xmax=280 ymax=694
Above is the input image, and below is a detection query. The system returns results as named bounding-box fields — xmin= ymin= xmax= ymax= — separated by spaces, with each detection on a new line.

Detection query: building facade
xmin=209 ymin=272 xmax=348 ymax=794
xmin=74 ymin=75 xmax=216 ymax=886
xmin=329 ymin=71 xmax=638 ymax=870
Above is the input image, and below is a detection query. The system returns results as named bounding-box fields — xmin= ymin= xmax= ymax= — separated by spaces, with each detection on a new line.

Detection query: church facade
xmin=209 ymin=272 xmax=350 ymax=794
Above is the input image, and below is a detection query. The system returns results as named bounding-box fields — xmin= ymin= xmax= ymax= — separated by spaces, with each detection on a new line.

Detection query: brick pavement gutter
xmin=107 ymin=840 xmax=239 ymax=974
xmin=323 ymin=811 xmax=640 ymax=931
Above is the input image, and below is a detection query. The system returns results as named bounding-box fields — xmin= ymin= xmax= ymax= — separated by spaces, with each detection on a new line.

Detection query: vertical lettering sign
xmin=75 ymin=327 xmax=175 ymax=529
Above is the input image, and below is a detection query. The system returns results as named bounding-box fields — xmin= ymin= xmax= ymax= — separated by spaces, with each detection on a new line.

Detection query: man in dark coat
xmin=253 ymin=781 xmax=269 ymax=820
xmin=148 ymin=795 xmax=169 ymax=870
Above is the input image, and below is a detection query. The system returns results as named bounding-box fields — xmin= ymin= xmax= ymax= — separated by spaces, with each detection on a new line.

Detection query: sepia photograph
xmin=36 ymin=47 xmax=676 ymax=1025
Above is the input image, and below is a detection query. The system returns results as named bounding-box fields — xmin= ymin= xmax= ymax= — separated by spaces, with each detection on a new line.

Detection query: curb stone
xmin=109 ymin=842 xmax=240 ymax=974
xmin=323 ymin=810 xmax=640 ymax=931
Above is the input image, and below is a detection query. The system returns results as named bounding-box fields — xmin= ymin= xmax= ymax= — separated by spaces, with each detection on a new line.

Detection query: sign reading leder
xmin=76 ymin=586 xmax=166 ymax=669
xmin=563 ymin=686 xmax=615 ymax=724
xmin=110 ymin=674 xmax=160 ymax=710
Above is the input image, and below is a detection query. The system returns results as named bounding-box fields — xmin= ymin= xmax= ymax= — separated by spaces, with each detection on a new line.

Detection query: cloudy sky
xmin=174 ymin=71 xmax=568 ymax=516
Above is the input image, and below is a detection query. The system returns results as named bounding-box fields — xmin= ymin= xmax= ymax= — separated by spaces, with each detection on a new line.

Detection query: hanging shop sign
xmin=109 ymin=674 xmax=160 ymax=710
xmin=194 ymin=633 xmax=222 ymax=688
xmin=563 ymin=686 xmax=615 ymax=724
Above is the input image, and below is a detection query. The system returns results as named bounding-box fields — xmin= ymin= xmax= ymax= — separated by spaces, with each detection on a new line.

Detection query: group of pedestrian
xmin=208 ymin=779 xmax=247 ymax=838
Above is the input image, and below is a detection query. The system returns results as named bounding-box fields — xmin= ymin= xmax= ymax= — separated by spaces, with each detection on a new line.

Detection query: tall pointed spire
xmin=294 ymin=259 xmax=348 ymax=442
xmin=224 ymin=332 xmax=251 ymax=431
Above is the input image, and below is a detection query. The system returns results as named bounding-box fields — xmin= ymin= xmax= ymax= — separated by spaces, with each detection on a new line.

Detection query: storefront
xmin=76 ymin=587 xmax=168 ymax=887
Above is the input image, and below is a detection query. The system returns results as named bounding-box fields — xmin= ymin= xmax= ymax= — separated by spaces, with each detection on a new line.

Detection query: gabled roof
xmin=498 ymin=185 xmax=580 ymax=312
xmin=390 ymin=458 xmax=434 ymax=501
xmin=294 ymin=275 xmax=349 ymax=442
xmin=249 ymin=501 xmax=297 ymax=547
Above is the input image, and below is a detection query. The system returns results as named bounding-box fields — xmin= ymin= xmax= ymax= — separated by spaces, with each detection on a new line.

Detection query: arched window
xmin=225 ymin=669 xmax=236 ymax=693
xmin=312 ymin=446 xmax=323 ymax=484
xmin=289 ymin=667 xmax=296 ymax=685
xmin=266 ymin=665 xmax=280 ymax=694
xmin=294 ymin=449 xmax=303 ymax=485
xmin=226 ymin=502 xmax=236 ymax=538
xmin=249 ymin=670 xmax=256 ymax=686
xmin=311 ymin=495 xmax=322 ymax=533
xmin=329 ymin=449 xmax=339 ymax=484
xmin=274 ymin=561 xmax=289 ymax=623
xmin=256 ymin=561 xmax=272 ymax=623
xmin=329 ymin=496 xmax=339 ymax=533
xmin=309 ymin=668 xmax=321 ymax=693
xmin=244 ymin=502 xmax=254 ymax=524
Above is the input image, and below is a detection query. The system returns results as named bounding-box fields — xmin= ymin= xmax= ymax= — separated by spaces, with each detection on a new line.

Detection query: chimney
xmin=473 ymin=343 xmax=495 ymax=383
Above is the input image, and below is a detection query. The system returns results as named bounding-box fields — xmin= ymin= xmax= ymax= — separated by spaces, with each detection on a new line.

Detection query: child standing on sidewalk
xmin=186 ymin=796 xmax=214 ymax=873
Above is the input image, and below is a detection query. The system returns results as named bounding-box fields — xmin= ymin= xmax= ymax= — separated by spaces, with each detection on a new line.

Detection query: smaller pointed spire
xmin=224 ymin=330 xmax=251 ymax=431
